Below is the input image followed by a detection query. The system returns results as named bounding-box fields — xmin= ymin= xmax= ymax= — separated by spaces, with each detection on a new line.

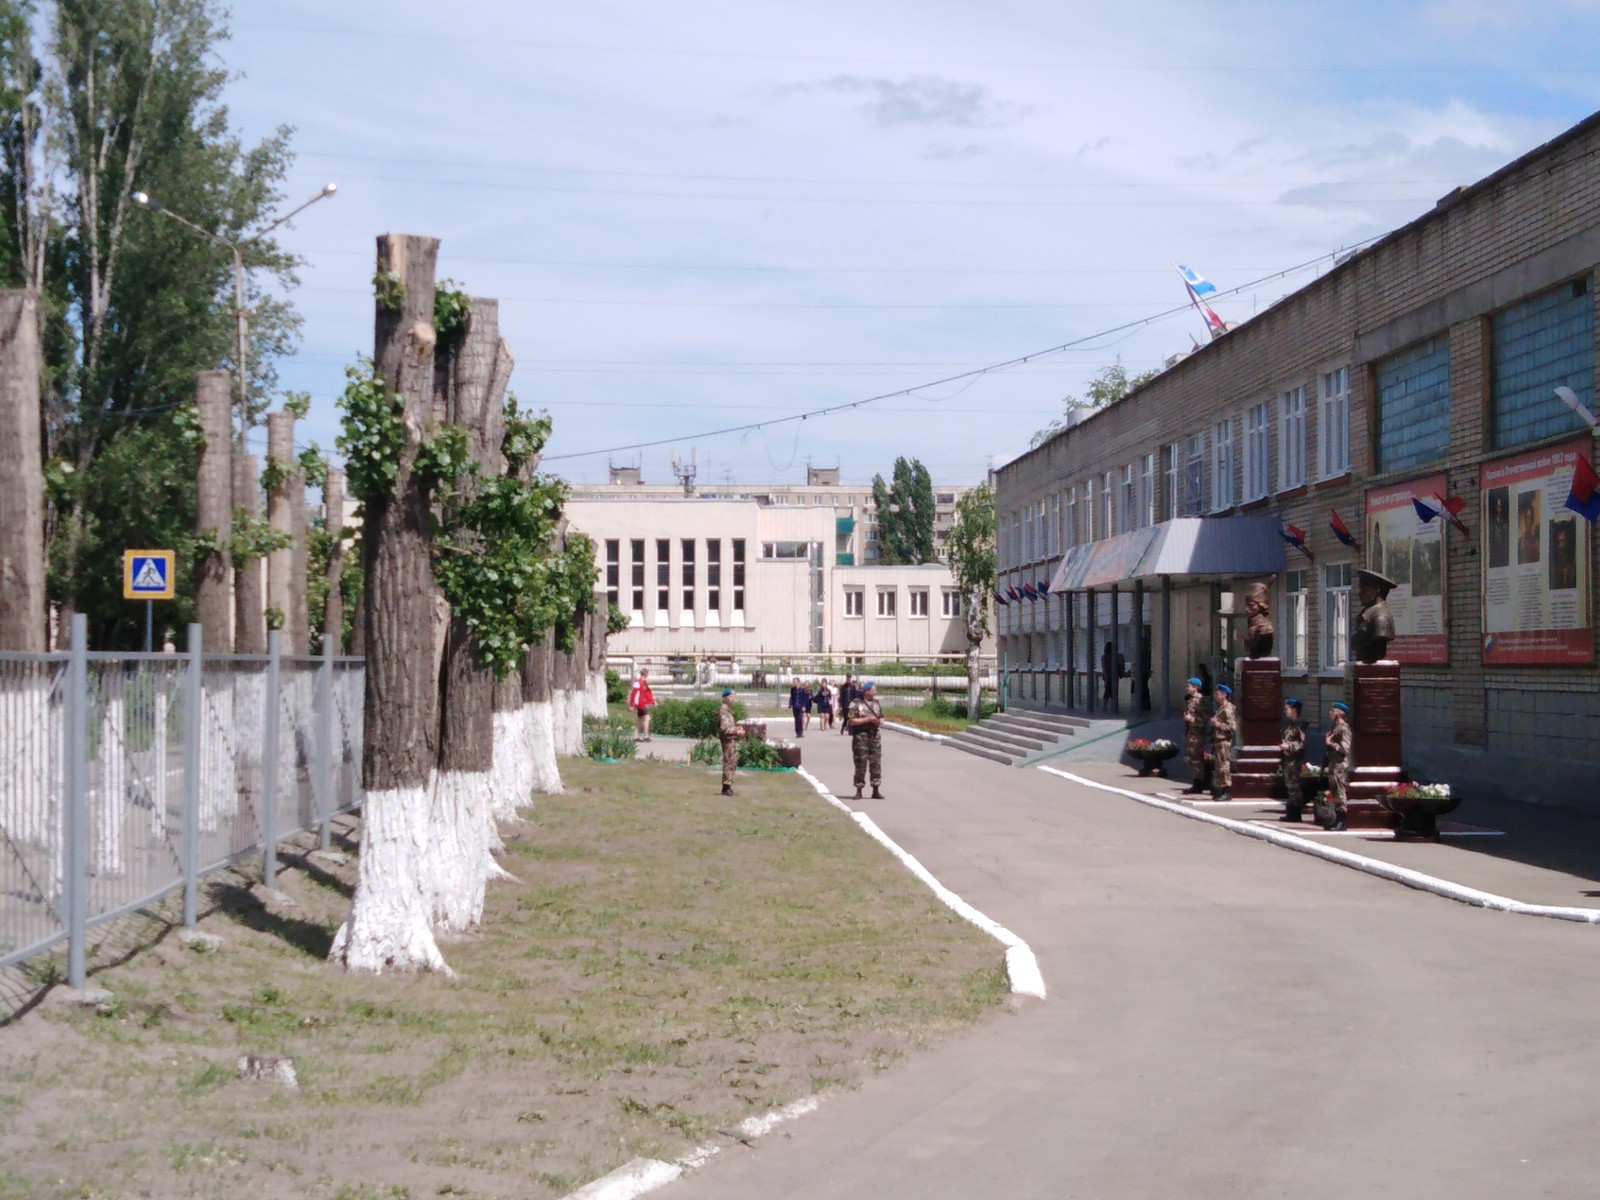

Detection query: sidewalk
xmin=1059 ymin=759 xmax=1600 ymax=911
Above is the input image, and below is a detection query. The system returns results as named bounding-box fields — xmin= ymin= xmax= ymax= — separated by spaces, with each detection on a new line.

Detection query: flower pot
xmin=1381 ymin=788 xmax=1460 ymax=842
xmin=778 ymin=745 xmax=802 ymax=768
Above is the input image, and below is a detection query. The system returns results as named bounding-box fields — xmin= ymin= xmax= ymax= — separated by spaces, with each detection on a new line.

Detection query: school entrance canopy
xmin=1047 ymin=516 xmax=1287 ymax=593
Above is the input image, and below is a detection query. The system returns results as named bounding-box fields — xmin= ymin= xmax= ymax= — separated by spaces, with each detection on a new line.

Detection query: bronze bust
xmin=1242 ymin=581 xmax=1274 ymax=658
xmin=1351 ymin=569 xmax=1397 ymax=664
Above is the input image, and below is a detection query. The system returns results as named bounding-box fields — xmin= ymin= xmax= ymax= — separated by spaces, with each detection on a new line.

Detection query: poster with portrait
xmin=1480 ymin=439 xmax=1594 ymax=665
xmin=1364 ymin=473 xmax=1449 ymax=664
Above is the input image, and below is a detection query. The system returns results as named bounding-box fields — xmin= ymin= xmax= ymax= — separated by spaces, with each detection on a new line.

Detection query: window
xmin=1024 ymin=506 xmax=1035 ymax=562
xmin=1491 ymin=276 xmax=1595 ymax=448
xmin=680 ymin=538 xmax=696 ymax=613
xmin=1375 ymin=338 xmax=1450 ymax=473
xmin=844 ymin=588 xmax=864 ymax=618
xmin=909 ymin=589 xmax=929 ymax=617
xmin=942 ymin=589 xmax=962 ymax=618
xmin=1065 ymin=486 xmax=1078 ymax=548
xmin=1163 ymin=443 xmax=1180 ymax=520
xmin=1084 ymin=479 xmax=1097 ymax=540
xmin=1282 ymin=568 xmax=1309 ymax=670
xmin=1120 ymin=463 xmax=1137 ymax=531
xmin=629 ymin=538 xmax=644 ymax=613
xmin=732 ymin=539 xmax=746 ymax=612
xmin=1279 ymin=386 xmax=1306 ymax=490
xmin=706 ymin=539 xmax=721 ymax=613
xmin=1212 ymin=418 xmax=1235 ymax=510
xmin=1037 ymin=499 xmax=1048 ymax=559
xmin=604 ymin=539 xmax=620 ymax=608
xmin=1101 ymin=471 xmax=1115 ymax=539
xmin=1139 ymin=453 xmax=1155 ymax=528
xmin=1319 ymin=367 xmax=1350 ymax=478
xmin=1182 ymin=433 xmax=1204 ymax=516
xmin=1049 ymin=493 xmax=1061 ymax=556
xmin=1323 ymin=563 xmax=1351 ymax=669
xmin=1242 ymin=403 xmax=1269 ymax=501
xmin=761 ymin=541 xmax=811 ymax=559
xmin=936 ymin=492 xmax=955 ymax=504
xmin=656 ymin=538 xmax=670 ymax=612
xmin=876 ymin=588 xmax=897 ymax=618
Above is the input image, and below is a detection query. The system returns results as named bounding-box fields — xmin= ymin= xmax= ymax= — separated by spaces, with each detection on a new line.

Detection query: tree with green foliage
xmin=1029 ymin=357 xmax=1162 ymax=449
xmin=947 ymin=483 xmax=996 ymax=717
xmin=871 ymin=455 xmax=936 ymax=564
xmin=1 ymin=0 xmax=300 ymax=645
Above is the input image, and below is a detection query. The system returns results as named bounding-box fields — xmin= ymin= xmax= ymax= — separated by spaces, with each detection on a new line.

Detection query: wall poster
xmin=1364 ymin=473 xmax=1449 ymax=664
xmin=1480 ymin=438 xmax=1594 ymax=665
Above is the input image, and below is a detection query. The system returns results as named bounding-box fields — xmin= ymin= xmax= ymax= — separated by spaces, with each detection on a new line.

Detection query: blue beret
xmin=721 ymin=687 xmax=733 ymax=697
xmin=1187 ymin=677 xmax=1203 ymax=687
xmin=1331 ymin=701 xmax=1350 ymax=714
xmin=1216 ymin=683 xmax=1232 ymax=697
xmin=1285 ymin=697 xmax=1302 ymax=711
xmin=863 ymin=680 xmax=876 ymax=690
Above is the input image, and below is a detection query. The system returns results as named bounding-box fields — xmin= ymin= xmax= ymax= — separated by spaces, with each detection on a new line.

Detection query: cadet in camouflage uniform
xmin=717 ymin=687 xmax=744 ymax=796
xmin=1181 ymin=677 xmax=1208 ymax=794
xmin=1320 ymin=701 xmax=1352 ymax=830
xmin=1279 ymin=697 xmax=1307 ymax=822
xmin=848 ymin=680 xmax=885 ymax=801
xmin=1210 ymin=683 xmax=1236 ymax=800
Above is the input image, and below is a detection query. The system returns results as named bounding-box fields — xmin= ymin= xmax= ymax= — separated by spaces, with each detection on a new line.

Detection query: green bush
xmin=583 ymin=716 xmax=637 ymax=761
xmin=649 ymin=698 xmax=745 ymax=739
xmin=605 ymin=667 xmax=627 ymax=705
xmin=689 ymin=735 xmax=784 ymax=769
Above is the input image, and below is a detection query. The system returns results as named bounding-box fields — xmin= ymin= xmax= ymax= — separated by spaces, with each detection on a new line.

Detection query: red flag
xmin=1329 ymin=509 xmax=1358 ymax=549
xmin=1569 ymin=455 xmax=1600 ymax=522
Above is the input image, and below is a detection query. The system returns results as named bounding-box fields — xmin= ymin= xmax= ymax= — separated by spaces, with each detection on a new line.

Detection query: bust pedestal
xmin=1344 ymin=660 xmax=1403 ymax=830
xmin=1231 ymin=657 xmax=1282 ymax=800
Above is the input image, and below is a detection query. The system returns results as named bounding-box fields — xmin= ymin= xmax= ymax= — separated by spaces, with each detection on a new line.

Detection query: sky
xmin=219 ymin=0 xmax=1600 ymax=488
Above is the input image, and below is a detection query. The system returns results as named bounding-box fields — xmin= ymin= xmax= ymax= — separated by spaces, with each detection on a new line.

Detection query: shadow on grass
xmin=212 ymin=882 xmax=336 ymax=960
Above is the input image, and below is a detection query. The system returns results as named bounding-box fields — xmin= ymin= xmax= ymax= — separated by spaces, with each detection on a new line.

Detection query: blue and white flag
xmin=1175 ymin=264 xmax=1216 ymax=297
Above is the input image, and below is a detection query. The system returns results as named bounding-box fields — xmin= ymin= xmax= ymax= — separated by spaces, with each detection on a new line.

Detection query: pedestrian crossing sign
xmin=123 ymin=550 xmax=175 ymax=601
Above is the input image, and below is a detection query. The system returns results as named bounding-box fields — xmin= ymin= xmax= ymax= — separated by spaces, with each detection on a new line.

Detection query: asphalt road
xmin=667 ymin=727 xmax=1600 ymax=1200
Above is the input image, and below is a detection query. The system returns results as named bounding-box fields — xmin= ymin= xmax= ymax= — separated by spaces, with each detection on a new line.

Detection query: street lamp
xmin=131 ymin=182 xmax=337 ymax=432
xmin=1556 ymin=385 xmax=1599 ymax=431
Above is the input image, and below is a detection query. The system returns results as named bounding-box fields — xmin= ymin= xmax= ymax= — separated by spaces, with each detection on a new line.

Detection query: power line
xmin=234 ymin=24 xmax=1600 ymax=74
xmin=294 ymin=150 xmax=1477 ymax=191
xmin=542 ymin=238 xmax=1381 ymax=462
xmin=325 ymin=171 xmax=1436 ymax=208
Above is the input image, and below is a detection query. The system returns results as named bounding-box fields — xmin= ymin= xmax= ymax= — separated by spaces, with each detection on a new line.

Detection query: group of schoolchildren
xmin=1181 ymin=674 xmax=1353 ymax=831
xmin=787 ymin=677 xmax=858 ymax=736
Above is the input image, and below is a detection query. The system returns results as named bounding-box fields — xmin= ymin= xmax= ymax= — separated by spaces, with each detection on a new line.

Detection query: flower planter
xmin=1127 ymin=741 xmax=1179 ymax=778
xmin=778 ymin=745 xmax=802 ymax=768
xmin=1380 ymin=784 xmax=1459 ymax=842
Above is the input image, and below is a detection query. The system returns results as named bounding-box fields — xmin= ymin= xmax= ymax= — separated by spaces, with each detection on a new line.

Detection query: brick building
xmin=993 ymin=111 xmax=1600 ymax=806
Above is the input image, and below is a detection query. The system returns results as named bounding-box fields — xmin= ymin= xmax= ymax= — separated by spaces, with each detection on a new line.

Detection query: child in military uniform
xmin=1279 ymin=698 xmax=1307 ymax=822
xmin=1319 ymin=701 xmax=1352 ymax=830
xmin=1210 ymin=683 xmax=1236 ymax=801
xmin=1181 ymin=677 xmax=1208 ymax=794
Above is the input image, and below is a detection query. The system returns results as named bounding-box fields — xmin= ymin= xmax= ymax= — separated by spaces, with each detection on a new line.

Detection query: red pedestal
xmin=1344 ymin=661 xmax=1402 ymax=830
xmin=1232 ymin=657 xmax=1282 ymax=800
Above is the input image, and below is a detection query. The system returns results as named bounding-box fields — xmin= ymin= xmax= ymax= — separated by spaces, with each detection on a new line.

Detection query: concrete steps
xmin=946 ymin=706 xmax=1089 ymax=767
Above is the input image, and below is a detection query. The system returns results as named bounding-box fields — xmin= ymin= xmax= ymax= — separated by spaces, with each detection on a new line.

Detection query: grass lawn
xmin=0 ymin=758 xmax=1006 ymax=1200
xmin=885 ymin=699 xmax=997 ymax=735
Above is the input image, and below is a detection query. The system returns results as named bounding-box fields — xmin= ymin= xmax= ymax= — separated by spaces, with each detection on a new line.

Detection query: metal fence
xmin=0 ymin=616 xmax=363 ymax=987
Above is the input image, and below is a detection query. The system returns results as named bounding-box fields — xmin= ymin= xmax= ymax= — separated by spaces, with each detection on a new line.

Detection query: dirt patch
xmin=0 ymin=758 xmax=1008 ymax=1199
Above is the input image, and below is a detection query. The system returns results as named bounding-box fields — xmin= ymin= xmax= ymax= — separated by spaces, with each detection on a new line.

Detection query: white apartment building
xmin=564 ymin=494 xmax=984 ymax=661
xmin=571 ymin=465 xmax=974 ymax=565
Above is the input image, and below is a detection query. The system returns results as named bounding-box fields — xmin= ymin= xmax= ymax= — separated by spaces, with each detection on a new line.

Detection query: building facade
xmin=564 ymin=495 xmax=979 ymax=662
xmin=571 ymin=465 xmax=973 ymax=565
xmin=994 ymin=111 xmax=1600 ymax=806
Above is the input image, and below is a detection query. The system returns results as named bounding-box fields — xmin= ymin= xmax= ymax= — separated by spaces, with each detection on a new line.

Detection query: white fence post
xmin=62 ymin=614 xmax=88 ymax=989
xmin=261 ymin=631 xmax=281 ymax=890
xmin=181 ymin=624 xmax=202 ymax=927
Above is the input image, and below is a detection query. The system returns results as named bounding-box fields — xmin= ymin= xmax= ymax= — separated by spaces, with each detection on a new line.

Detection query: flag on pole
xmin=1021 ymin=583 xmax=1038 ymax=600
xmin=1330 ymin=509 xmax=1359 ymax=549
xmin=1007 ymin=586 xmax=1023 ymax=602
xmin=993 ymin=590 xmax=1010 ymax=607
xmin=1175 ymin=264 xmax=1217 ymax=296
xmin=1568 ymin=454 xmax=1600 ymax=521
xmin=1437 ymin=493 xmax=1465 ymax=516
xmin=1036 ymin=579 xmax=1051 ymax=595
xmin=1412 ymin=496 xmax=1441 ymax=523
xmin=1279 ymin=522 xmax=1307 ymax=547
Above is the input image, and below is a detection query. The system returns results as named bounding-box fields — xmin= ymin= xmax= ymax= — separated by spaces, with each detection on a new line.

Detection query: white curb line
xmin=563 ymin=1097 xmax=823 ymax=1200
xmin=798 ymin=767 xmax=1047 ymax=998
xmin=1038 ymin=765 xmax=1600 ymax=925
xmin=882 ymin=720 xmax=950 ymax=742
